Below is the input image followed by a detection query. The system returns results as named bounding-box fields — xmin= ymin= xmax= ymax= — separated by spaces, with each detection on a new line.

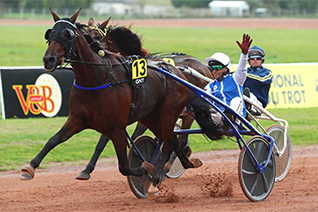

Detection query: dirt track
xmin=1 ymin=18 xmax=318 ymax=29
xmin=1 ymin=145 xmax=318 ymax=212
xmin=1 ymin=18 xmax=318 ymax=211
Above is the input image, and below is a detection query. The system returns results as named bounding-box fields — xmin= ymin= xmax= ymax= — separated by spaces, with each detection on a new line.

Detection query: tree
xmin=2 ymin=0 xmax=23 ymax=8
xmin=171 ymin=0 xmax=211 ymax=8
xmin=245 ymin=0 xmax=265 ymax=12
xmin=1 ymin=0 xmax=95 ymax=10
xmin=171 ymin=0 xmax=183 ymax=8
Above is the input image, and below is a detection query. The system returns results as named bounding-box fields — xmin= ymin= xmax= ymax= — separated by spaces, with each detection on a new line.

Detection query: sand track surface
xmin=1 ymin=145 xmax=318 ymax=212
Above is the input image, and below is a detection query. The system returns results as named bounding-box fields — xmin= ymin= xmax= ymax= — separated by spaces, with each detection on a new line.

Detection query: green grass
xmin=0 ymin=25 xmax=318 ymax=66
xmin=137 ymin=27 xmax=318 ymax=63
xmin=0 ymin=107 xmax=317 ymax=171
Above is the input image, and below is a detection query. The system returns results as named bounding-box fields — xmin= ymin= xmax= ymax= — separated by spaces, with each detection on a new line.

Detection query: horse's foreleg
xmin=76 ymin=134 xmax=110 ymax=180
xmin=21 ymin=121 xmax=83 ymax=180
xmin=112 ymin=130 xmax=148 ymax=176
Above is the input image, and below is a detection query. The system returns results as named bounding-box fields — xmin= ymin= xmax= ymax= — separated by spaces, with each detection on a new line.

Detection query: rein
xmin=70 ymin=59 xmax=110 ymax=66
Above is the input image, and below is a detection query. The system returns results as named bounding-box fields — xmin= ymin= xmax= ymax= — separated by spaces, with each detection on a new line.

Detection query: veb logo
xmin=12 ymin=73 xmax=62 ymax=117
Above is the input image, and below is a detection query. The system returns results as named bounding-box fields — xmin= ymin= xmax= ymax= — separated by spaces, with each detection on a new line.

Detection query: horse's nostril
xmin=43 ymin=56 xmax=58 ymax=71
xmin=43 ymin=56 xmax=55 ymax=64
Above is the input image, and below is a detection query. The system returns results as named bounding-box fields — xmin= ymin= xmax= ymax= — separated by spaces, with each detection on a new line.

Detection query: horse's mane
xmin=76 ymin=22 xmax=90 ymax=34
xmin=108 ymin=26 xmax=149 ymax=56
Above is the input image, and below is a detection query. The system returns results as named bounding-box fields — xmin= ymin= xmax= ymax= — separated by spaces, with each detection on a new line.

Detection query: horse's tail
xmin=187 ymin=93 xmax=222 ymax=140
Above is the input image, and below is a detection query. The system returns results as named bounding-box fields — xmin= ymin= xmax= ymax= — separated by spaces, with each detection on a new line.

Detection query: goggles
xmin=210 ymin=65 xmax=224 ymax=71
xmin=249 ymin=55 xmax=262 ymax=60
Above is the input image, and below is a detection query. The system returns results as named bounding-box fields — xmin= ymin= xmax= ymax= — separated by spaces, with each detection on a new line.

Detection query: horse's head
xmin=86 ymin=17 xmax=122 ymax=54
xmin=87 ymin=17 xmax=111 ymax=42
xmin=43 ymin=9 xmax=81 ymax=71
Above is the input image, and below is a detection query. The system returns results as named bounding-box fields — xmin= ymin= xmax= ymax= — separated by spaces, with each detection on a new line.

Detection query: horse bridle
xmin=45 ymin=19 xmax=78 ymax=60
xmin=46 ymin=19 xmax=132 ymax=91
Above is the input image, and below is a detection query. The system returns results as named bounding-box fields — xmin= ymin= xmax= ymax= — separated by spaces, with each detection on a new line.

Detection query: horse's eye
xmin=63 ymin=29 xmax=75 ymax=40
xmin=44 ymin=29 xmax=52 ymax=40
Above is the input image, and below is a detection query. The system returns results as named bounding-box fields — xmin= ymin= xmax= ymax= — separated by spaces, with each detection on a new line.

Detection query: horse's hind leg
xmin=167 ymin=133 xmax=202 ymax=170
xmin=76 ymin=134 xmax=110 ymax=180
xmin=21 ymin=119 xmax=84 ymax=180
xmin=178 ymin=114 xmax=194 ymax=157
xmin=150 ymin=133 xmax=194 ymax=186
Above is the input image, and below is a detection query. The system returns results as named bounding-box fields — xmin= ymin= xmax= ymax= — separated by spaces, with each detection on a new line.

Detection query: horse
xmin=20 ymin=9 xmax=221 ymax=195
xmin=75 ymin=17 xmax=214 ymax=180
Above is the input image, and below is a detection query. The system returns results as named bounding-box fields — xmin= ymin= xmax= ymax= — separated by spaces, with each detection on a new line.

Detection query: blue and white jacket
xmin=205 ymin=53 xmax=248 ymax=117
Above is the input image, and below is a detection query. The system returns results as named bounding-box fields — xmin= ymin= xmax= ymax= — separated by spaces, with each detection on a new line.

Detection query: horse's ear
xmin=70 ymin=8 xmax=81 ymax=24
xmin=100 ymin=16 xmax=111 ymax=30
xmin=88 ymin=18 xmax=94 ymax=27
xmin=50 ymin=8 xmax=60 ymax=22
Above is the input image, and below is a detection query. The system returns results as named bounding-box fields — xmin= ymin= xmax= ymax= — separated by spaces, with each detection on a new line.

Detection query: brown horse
xmin=21 ymin=9 xmax=220 ymax=193
xmin=75 ymin=18 xmax=214 ymax=180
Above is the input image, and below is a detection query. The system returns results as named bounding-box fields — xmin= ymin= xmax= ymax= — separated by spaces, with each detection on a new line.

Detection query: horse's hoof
xmin=147 ymin=184 xmax=159 ymax=200
xmin=141 ymin=161 xmax=154 ymax=174
xmin=20 ymin=165 xmax=35 ymax=180
xmin=190 ymin=158 xmax=203 ymax=168
xmin=75 ymin=172 xmax=90 ymax=180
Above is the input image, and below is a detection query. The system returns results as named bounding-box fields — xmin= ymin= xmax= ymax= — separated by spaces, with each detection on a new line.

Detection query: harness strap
xmin=73 ymin=79 xmax=130 ymax=91
xmin=116 ymin=57 xmax=140 ymax=121
xmin=73 ymin=80 xmax=111 ymax=91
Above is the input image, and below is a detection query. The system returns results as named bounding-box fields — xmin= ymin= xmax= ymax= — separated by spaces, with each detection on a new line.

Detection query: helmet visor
xmin=210 ymin=65 xmax=224 ymax=71
xmin=249 ymin=55 xmax=263 ymax=60
xmin=208 ymin=61 xmax=224 ymax=71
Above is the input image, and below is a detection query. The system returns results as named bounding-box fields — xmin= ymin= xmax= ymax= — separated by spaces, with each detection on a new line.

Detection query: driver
xmin=204 ymin=34 xmax=253 ymax=127
xmin=243 ymin=46 xmax=273 ymax=109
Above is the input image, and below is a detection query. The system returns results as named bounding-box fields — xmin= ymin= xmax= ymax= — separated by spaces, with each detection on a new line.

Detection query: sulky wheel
xmin=127 ymin=135 xmax=161 ymax=199
xmin=238 ymin=136 xmax=276 ymax=202
xmin=266 ymin=124 xmax=292 ymax=181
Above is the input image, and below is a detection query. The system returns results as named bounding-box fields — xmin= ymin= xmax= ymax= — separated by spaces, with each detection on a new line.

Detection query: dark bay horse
xmin=21 ymin=9 xmax=220 ymax=194
xmin=75 ymin=18 xmax=214 ymax=180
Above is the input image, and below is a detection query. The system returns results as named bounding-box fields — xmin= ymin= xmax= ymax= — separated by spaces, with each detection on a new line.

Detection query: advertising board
xmin=0 ymin=67 xmax=74 ymax=119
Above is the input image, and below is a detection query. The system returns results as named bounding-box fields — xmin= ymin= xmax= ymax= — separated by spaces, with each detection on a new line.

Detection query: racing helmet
xmin=205 ymin=52 xmax=231 ymax=72
xmin=248 ymin=46 xmax=265 ymax=62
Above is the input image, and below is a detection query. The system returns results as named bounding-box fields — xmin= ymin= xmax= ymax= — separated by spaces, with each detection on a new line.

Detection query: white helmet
xmin=205 ymin=52 xmax=231 ymax=71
